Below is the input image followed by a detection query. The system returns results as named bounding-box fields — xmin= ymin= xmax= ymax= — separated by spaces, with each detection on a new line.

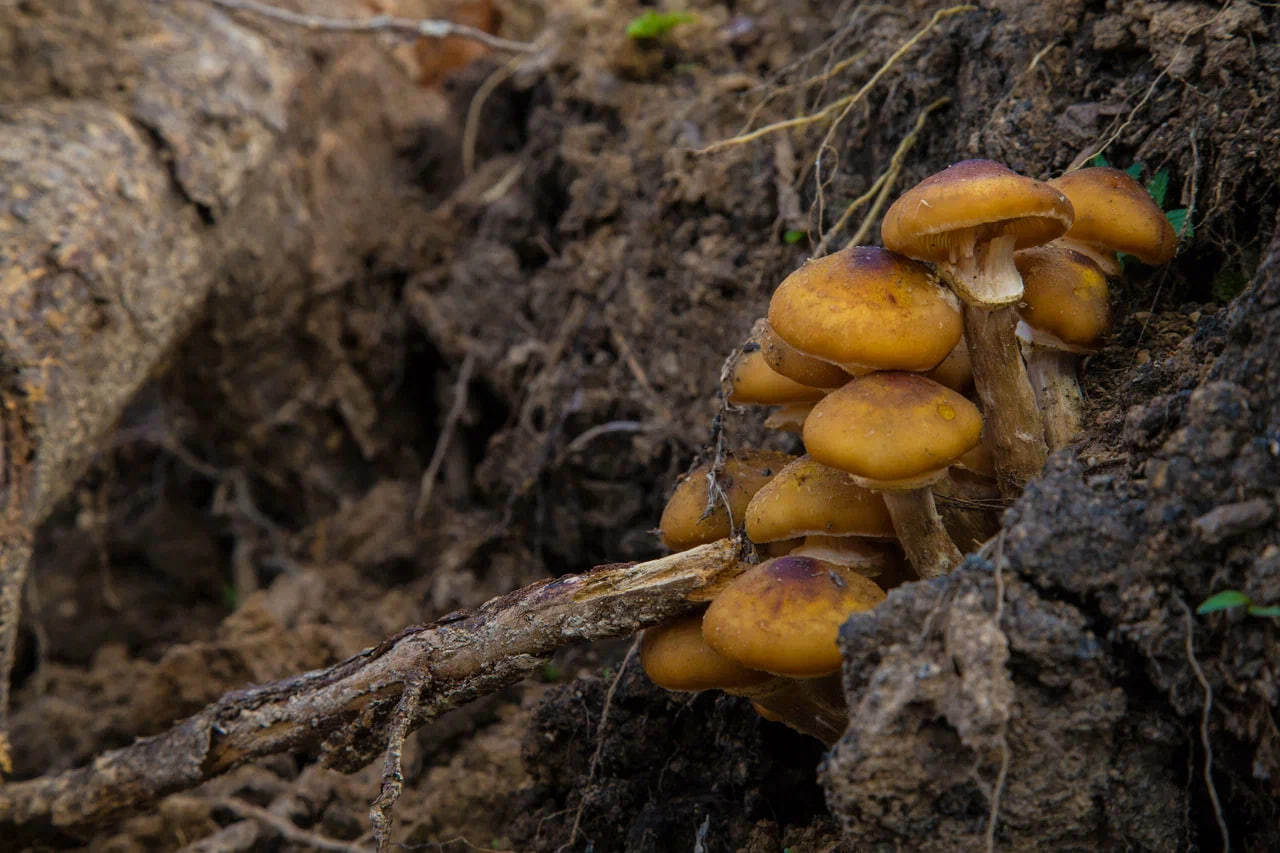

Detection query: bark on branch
xmin=0 ymin=540 xmax=743 ymax=838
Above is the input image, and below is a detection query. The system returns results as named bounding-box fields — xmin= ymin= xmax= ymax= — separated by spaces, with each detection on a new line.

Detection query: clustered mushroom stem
xmin=1025 ymin=346 xmax=1085 ymax=452
xmin=733 ymin=674 xmax=848 ymax=746
xmin=880 ymin=488 xmax=963 ymax=580
xmin=961 ymin=302 xmax=1048 ymax=497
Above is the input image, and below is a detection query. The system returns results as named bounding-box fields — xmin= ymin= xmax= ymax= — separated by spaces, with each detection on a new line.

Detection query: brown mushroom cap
xmin=1049 ymin=167 xmax=1176 ymax=266
xmin=659 ymin=450 xmax=795 ymax=550
xmin=803 ymin=372 xmax=983 ymax=489
xmin=1014 ymin=246 xmax=1112 ymax=351
xmin=763 ymin=402 xmax=814 ymax=433
xmin=728 ymin=347 xmax=826 ymax=405
xmin=882 ymin=159 xmax=1074 ymax=263
xmin=702 ymin=555 xmax=886 ymax=678
xmin=768 ymin=246 xmax=962 ymax=372
xmin=926 ymin=337 xmax=973 ymax=392
xmin=759 ymin=320 xmax=856 ymax=388
xmin=745 ymin=455 xmax=894 ymax=543
xmin=641 ymin=612 xmax=772 ymax=691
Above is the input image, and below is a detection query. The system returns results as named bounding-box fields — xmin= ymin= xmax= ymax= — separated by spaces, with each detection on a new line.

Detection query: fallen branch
xmin=0 ymin=540 xmax=743 ymax=838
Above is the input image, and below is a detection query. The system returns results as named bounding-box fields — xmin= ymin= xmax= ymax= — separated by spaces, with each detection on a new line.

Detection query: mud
xmin=4 ymin=0 xmax=1278 ymax=850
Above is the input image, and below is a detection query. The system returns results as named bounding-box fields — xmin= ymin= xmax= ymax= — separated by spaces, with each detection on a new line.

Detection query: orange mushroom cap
xmin=758 ymin=320 xmax=855 ymax=389
xmin=768 ymin=246 xmax=962 ymax=373
xmin=1014 ymin=246 xmax=1112 ymax=352
xmin=728 ymin=347 xmax=826 ymax=405
xmin=803 ymin=372 xmax=982 ymax=490
xmin=702 ymin=555 xmax=885 ymax=678
xmin=745 ymin=455 xmax=895 ymax=543
xmin=641 ymin=612 xmax=771 ymax=692
xmin=1049 ymin=167 xmax=1176 ymax=267
xmin=882 ymin=159 xmax=1074 ymax=263
xmin=659 ymin=450 xmax=795 ymax=550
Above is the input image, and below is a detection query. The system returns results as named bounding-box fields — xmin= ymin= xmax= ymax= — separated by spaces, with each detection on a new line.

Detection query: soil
xmin=3 ymin=0 xmax=1279 ymax=850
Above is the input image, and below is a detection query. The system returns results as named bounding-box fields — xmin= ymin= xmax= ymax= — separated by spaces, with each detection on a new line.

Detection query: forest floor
xmin=3 ymin=0 xmax=1279 ymax=850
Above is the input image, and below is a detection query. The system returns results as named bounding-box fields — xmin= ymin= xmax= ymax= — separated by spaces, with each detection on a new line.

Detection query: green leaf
xmin=1247 ymin=605 xmax=1280 ymax=618
xmin=1196 ymin=590 xmax=1252 ymax=614
xmin=1146 ymin=168 xmax=1170 ymax=208
xmin=1166 ymin=207 xmax=1193 ymax=241
xmin=626 ymin=10 xmax=695 ymax=39
xmin=783 ymin=228 xmax=808 ymax=245
xmin=221 ymin=582 xmax=238 ymax=610
xmin=1124 ymin=162 xmax=1144 ymax=180
xmin=1087 ymin=153 xmax=1110 ymax=168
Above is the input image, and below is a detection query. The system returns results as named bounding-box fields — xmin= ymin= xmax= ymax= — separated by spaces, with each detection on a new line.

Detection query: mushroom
xmin=882 ymin=159 xmax=1074 ymax=495
xmin=1048 ymin=166 xmax=1177 ymax=277
xmin=727 ymin=346 xmax=826 ymax=406
xmin=641 ymin=611 xmax=771 ymax=693
xmin=641 ymin=611 xmax=840 ymax=744
xmin=767 ymin=246 xmax=962 ymax=374
xmin=758 ymin=319 xmax=854 ymax=389
xmin=658 ymin=449 xmax=795 ymax=551
xmin=702 ymin=555 xmax=886 ymax=744
xmin=802 ymin=371 xmax=983 ymax=578
xmin=744 ymin=455 xmax=901 ymax=577
xmin=1013 ymin=246 xmax=1112 ymax=450
xmin=926 ymin=337 xmax=973 ymax=393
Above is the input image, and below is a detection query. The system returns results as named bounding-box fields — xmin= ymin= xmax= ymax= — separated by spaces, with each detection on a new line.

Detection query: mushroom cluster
xmin=641 ymin=159 xmax=1176 ymax=742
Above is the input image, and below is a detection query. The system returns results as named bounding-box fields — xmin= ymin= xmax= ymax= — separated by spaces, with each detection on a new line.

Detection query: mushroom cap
xmin=759 ymin=320 xmax=856 ymax=388
xmin=745 ymin=455 xmax=895 ymax=543
xmin=728 ymin=347 xmax=826 ymax=405
xmin=702 ymin=555 xmax=885 ymax=678
xmin=803 ymin=372 xmax=982 ymax=489
xmin=768 ymin=246 xmax=962 ymax=372
xmin=763 ymin=402 xmax=815 ymax=433
xmin=953 ymin=432 xmax=996 ymax=478
xmin=1014 ymin=246 xmax=1112 ymax=350
xmin=926 ymin=337 xmax=973 ymax=392
xmin=659 ymin=449 xmax=795 ymax=551
xmin=1049 ymin=167 xmax=1176 ymax=265
xmin=641 ymin=612 xmax=772 ymax=691
xmin=882 ymin=159 xmax=1074 ymax=262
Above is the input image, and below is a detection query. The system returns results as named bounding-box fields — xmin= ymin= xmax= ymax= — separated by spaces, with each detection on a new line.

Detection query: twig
xmin=201 ymin=0 xmax=537 ymax=53
xmin=370 ymin=674 xmax=430 ymax=852
xmin=1174 ymin=595 xmax=1230 ymax=853
xmin=0 ymin=540 xmax=743 ymax=834
xmin=463 ymin=54 xmax=525 ymax=176
xmin=695 ymin=6 xmax=974 ymax=154
xmin=217 ymin=798 xmax=370 ymax=853
xmin=559 ymin=638 xmax=639 ymax=851
xmin=415 ymin=353 xmax=477 ymax=522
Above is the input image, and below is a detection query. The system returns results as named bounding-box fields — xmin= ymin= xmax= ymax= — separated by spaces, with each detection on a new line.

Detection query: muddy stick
xmin=0 ymin=540 xmax=743 ymax=836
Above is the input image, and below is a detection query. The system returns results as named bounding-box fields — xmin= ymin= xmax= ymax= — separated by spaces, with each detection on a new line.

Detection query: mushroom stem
xmin=932 ymin=475 xmax=1002 ymax=552
xmin=961 ymin=302 xmax=1048 ymax=496
xmin=880 ymin=488 xmax=963 ymax=579
xmin=734 ymin=674 xmax=847 ymax=746
xmin=1025 ymin=345 xmax=1085 ymax=451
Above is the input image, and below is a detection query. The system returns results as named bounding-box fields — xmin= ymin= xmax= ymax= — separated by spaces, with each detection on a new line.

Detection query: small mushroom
xmin=727 ymin=346 xmax=826 ymax=406
xmin=1014 ymin=246 xmax=1112 ymax=450
xmin=767 ymin=246 xmax=962 ymax=374
xmin=882 ymin=159 xmax=1074 ymax=495
xmin=1048 ymin=166 xmax=1176 ymax=277
xmin=702 ymin=554 xmax=885 ymax=678
xmin=641 ymin=611 xmax=771 ymax=692
xmin=659 ymin=450 xmax=795 ymax=551
xmin=803 ymin=372 xmax=982 ymax=578
xmin=758 ymin=319 xmax=854 ymax=389
xmin=744 ymin=455 xmax=900 ymax=577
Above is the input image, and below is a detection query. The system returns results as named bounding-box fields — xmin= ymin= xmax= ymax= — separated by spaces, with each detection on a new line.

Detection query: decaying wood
xmin=0 ymin=539 xmax=744 ymax=837
xmin=0 ymin=0 xmax=301 ymax=747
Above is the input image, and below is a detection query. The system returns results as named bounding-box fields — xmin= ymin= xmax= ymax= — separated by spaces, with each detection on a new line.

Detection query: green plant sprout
xmin=1196 ymin=589 xmax=1280 ymax=618
xmin=783 ymin=228 xmax=808 ymax=245
xmin=626 ymin=10 xmax=695 ymax=40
